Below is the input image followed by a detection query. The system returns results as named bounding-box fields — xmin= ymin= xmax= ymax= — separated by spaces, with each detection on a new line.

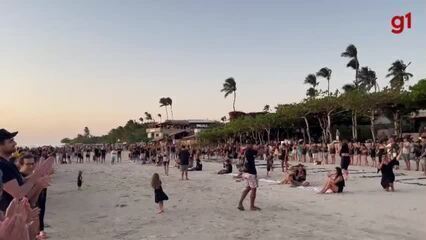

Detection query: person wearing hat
xmin=0 ymin=129 xmax=53 ymax=212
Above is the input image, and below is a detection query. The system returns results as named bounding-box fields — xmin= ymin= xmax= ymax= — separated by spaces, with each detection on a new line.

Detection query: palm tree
xmin=316 ymin=67 xmax=332 ymax=96
xmin=165 ymin=97 xmax=173 ymax=119
xmin=221 ymin=116 xmax=227 ymax=122
xmin=144 ymin=112 xmax=153 ymax=122
xmin=221 ymin=77 xmax=237 ymax=112
xmin=358 ymin=67 xmax=378 ymax=92
xmin=304 ymin=74 xmax=319 ymax=98
xmin=263 ymin=104 xmax=270 ymax=112
xmin=341 ymin=44 xmax=360 ymax=87
xmin=386 ymin=60 xmax=413 ymax=91
xmin=157 ymin=114 xmax=162 ymax=123
xmin=342 ymin=84 xmax=356 ymax=93
xmin=139 ymin=117 xmax=144 ymax=124
xmin=159 ymin=97 xmax=169 ymax=120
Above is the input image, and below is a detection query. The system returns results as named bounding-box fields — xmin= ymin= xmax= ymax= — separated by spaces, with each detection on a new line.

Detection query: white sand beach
xmin=46 ymin=154 xmax=426 ymax=240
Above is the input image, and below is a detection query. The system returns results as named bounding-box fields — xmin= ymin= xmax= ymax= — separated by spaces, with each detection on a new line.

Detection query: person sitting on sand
xmin=218 ymin=159 xmax=233 ymax=174
xmin=318 ymin=167 xmax=345 ymax=194
xmin=280 ymin=163 xmax=309 ymax=186
xmin=188 ymin=159 xmax=202 ymax=171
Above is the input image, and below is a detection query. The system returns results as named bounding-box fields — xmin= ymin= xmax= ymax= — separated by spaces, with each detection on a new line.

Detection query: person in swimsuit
xmin=280 ymin=163 xmax=309 ymax=186
xmin=401 ymin=137 xmax=412 ymax=171
xmin=361 ymin=143 xmax=369 ymax=166
xmin=329 ymin=142 xmax=336 ymax=165
xmin=348 ymin=142 xmax=354 ymax=165
xmin=302 ymin=144 xmax=307 ymax=163
xmin=319 ymin=167 xmax=345 ymax=194
xmin=266 ymin=150 xmax=274 ymax=177
xmin=369 ymin=141 xmax=377 ymax=167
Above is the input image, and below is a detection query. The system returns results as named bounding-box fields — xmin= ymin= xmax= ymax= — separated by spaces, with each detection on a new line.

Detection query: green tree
xmin=166 ymin=97 xmax=174 ymax=119
xmin=358 ymin=66 xmax=378 ymax=92
xmin=159 ymin=97 xmax=169 ymax=120
xmin=263 ymin=104 xmax=270 ymax=112
xmin=316 ymin=67 xmax=332 ymax=96
xmin=221 ymin=77 xmax=237 ymax=112
xmin=386 ymin=60 xmax=413 ymax=91
xmin=144 ymin=112 xmax=153 ymax=122
xmin=84 ymin=127 xmax=91 ymax=138
xmin=341 ymin=44 xmax=360 ymax=88
xmin=304 ymin=74 xmax=319 ymax=98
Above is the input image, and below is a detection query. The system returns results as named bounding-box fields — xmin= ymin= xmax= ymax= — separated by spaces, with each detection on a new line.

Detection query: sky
xmin=0 ymin=0 xmax=425 ymax=146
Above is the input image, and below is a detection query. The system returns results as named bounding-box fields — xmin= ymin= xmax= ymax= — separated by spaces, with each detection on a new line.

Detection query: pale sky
xmin=0 ymin=0 xmax=425 ymax=146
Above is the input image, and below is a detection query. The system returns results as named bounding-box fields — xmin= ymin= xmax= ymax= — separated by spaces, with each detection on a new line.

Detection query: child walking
xmin=151 ymin=173 xmax=169 ymax=214
xmin=77 ymin=170 xmax=83 ymax=190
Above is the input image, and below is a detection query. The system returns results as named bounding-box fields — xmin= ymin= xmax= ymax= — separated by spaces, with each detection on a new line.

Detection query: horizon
xmin=1 ymin=0 xmax=425 ymax=146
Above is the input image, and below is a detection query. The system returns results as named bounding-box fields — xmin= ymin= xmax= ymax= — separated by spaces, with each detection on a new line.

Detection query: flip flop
xmin=237 ymin=206 xmax=245 ymax=211
xmin=250 ymin=207 xmax=261 ymax=211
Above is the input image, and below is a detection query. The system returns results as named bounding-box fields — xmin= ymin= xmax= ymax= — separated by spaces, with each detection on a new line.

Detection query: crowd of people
xmin=1 ymin=125 xmax=426 ymax=238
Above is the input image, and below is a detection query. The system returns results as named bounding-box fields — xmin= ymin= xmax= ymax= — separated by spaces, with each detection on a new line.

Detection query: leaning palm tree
xmin=386 ymin=60 xmax=413 ymax=91
xmin=358 ymin=67 xmax=378 ymax=92
xmin=221 ymin=77 xmax=237 ymax=112
xmin=263 ymin=105 xmax=270 ymax=112
xmin=165 ymin=97 xmax=173 ymax=119
xmin=159 ymin=97 xmax=169 ymax=120
xmin=316 ymin=67 xmax=332 ymax=96
xmin=304 ymin=74 xmax=319 ymax=98
xmin=157 ymin=114 xmax=162 ymax=123
xmin=341 ymin=44 xmax=360 ymax=87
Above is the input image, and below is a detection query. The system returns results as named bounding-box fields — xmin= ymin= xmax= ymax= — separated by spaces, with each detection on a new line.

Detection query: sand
xmin=45 ymin=153 xmax=426 ymax=240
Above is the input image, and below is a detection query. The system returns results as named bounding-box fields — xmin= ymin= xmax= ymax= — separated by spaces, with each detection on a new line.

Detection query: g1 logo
xmin=391 ymin=12 xmax=412 ymax=34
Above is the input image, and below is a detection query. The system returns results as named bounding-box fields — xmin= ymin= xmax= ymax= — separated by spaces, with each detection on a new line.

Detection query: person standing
xmin=238 ymin=144 xmax=260 ymax=211
xmin=178 ymin=146 xmax=190 ymax=180
xmin=339 ymin=140 xmax=351 ymax=180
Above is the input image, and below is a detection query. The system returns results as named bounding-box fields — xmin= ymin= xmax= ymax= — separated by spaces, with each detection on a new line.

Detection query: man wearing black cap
xmin=0 ymin=129 xmax=45 ymax=212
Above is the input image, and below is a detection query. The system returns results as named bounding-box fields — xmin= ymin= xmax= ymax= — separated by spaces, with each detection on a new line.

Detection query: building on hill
xmin=146 ymin=119 xmax=218 ymax=143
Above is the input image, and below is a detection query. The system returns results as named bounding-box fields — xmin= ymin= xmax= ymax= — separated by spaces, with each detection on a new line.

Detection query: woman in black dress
xmin=378 ymin=156 xmax=399 ymax=192
xmin=340 ymin=141 xmax=351 ymax=179
xmin=151 ymin=173 xmax=169 ymax=214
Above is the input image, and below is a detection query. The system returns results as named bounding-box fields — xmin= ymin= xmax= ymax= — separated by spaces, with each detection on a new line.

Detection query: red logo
xmin=391 ymin=12 xmax=412 ymax=34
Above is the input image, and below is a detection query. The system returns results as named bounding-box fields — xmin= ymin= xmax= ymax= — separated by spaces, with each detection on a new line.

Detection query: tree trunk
xmin=303 ymin=116 xmax=312 ymax=143
xmin=370 ymin=111 xmax=376 ymax=142
xmin=317 ymin=117 xmax=326 ymax=143
xmin=327 ymin=79 xmax=330 ymax=96
xmin=165 ymin=106 xmax=169 ymax=120
xmin=170 ymin=105 xmax=174 ymax=120
xmin=233 ymin=91 xmax=236 ymax=112
xmin=354 ymin=112 xmax=358 ymax=140
xmin=326 ymin=111 xmax=333 ymax=143
xmin=239 ymin=134 xmax=242 ymax=144
xmin=266 ymin=128 xmax=271 ymax=143
xmin=351 ymin=111 xmax=358 ymax=140
xmin=301 ymin=128 xmax=306 ymax=143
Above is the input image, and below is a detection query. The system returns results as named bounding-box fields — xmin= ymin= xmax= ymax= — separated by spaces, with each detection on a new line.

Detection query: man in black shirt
xmin=238 ymin=144 xmax=261 ymax=211
xmin=178 ymin=146 xmax=190 ymax=180
xmin=0 ymin=129 xmax=53 ymax=212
